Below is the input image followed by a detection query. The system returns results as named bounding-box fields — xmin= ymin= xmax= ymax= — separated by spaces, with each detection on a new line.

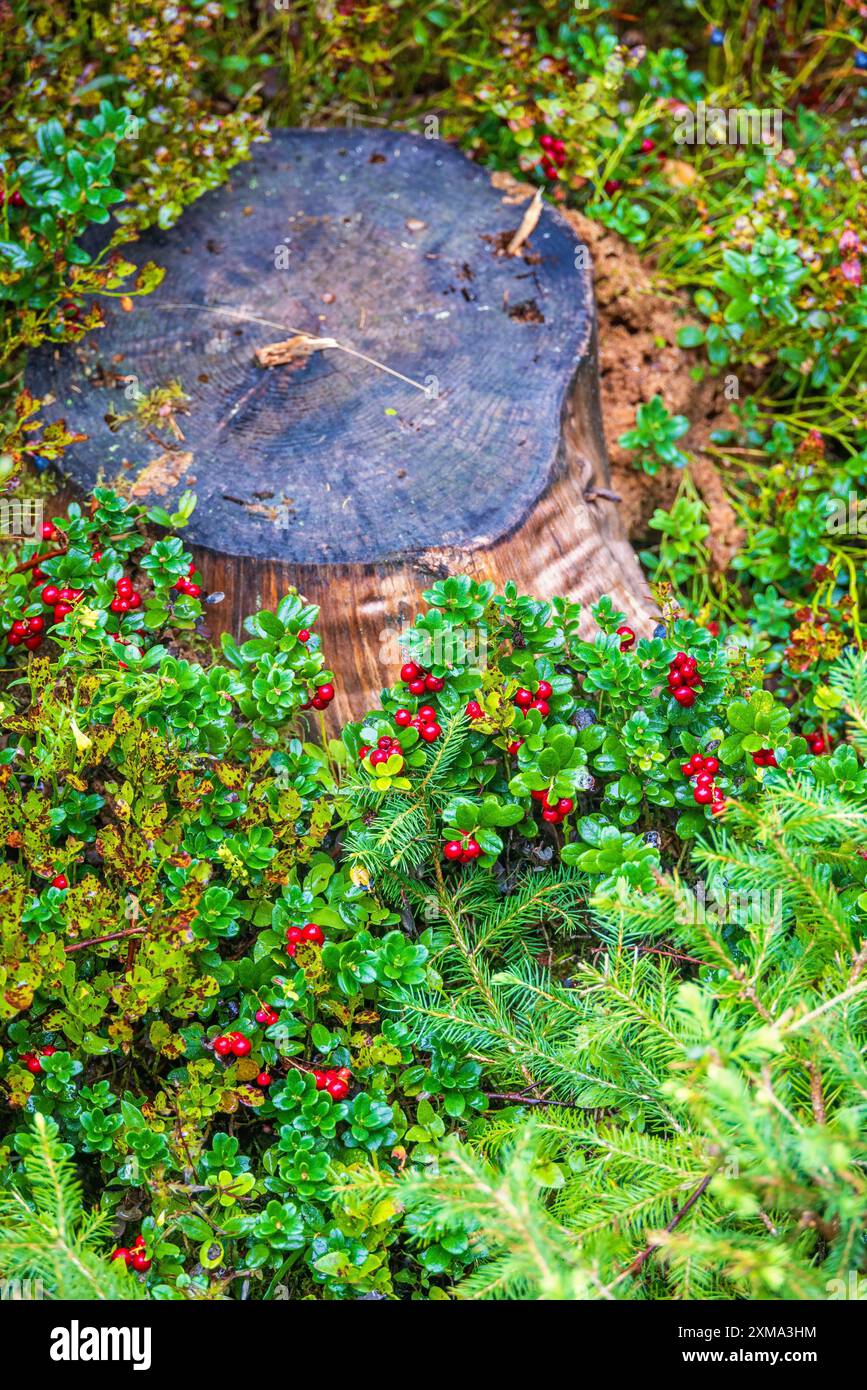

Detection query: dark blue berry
xmin=856 ymin=51 xmax=867 ymax=71
xmin=710 ymin=27 xmax=725 ymax=45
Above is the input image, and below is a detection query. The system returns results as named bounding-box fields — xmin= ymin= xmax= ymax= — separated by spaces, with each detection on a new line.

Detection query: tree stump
xmin=27 ymin=129 xmax=654 ymax=722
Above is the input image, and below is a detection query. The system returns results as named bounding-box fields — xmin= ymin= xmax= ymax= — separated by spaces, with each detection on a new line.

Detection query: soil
xmin=491 ymin=170 xmax=743 ymax=574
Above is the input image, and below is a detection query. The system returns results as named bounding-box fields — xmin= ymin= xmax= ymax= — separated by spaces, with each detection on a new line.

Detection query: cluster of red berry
xmin=443 ymin=833 xmax=482 ymax=863
xmin=172 ymin=562 xmax=202 ymax=599
xmin=286 ymin=921 xmax=325 ymax=957
xmin=20 ymin=1045 xmax=56 ymax=1075
xmin=5 ymin=612 xmax=45 ymax=650
xmin=301 ymin=681 xmax=335 ymax=712
xmin=681 ymin=752 xmax=725 ymax=813
xmin=38 ymin=581 xmax=84 ymax=627
xmin=361 ymin=733 xmax=403 ymax=764
xmin=752 ymin=748 xmax=778 ymax=768
xmin=514 ymin=679 xmax=553 ymax=718
xmin=312 ymin=1066 xmax=352 ymax=1100
xmin=666 ymin=651 xmax=702 ymax=707
xmin=397 ymin=704 xmax=442 ymax=742
xmin=111 ymin=1235 xmax=151 ymax=1272
xmin=109 ymin=575 xmax=142 ymax=615
xmin=531 ymin=788 xmax=575 ymax=824
xmin=213 ymin=1031 xmax=251 ymax=1057
xmin=399 ymin=660 xmax=444 ymax=696
xmin=539 ymin=132 xmax=567 ymax=180
xmin=255 ymin=1004 xmax=279 ymax=1026
xmin=806 ymin=731 xmax=828 ymax=755
xmin=0 ymin=187 xmax=25 ymax=208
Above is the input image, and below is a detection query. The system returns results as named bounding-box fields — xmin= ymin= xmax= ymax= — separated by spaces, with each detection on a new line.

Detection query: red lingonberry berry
xmin=425 ymin=675 xmax=444 ymax=692
xmin=287 ymin=926 xmax=304 ymax=943
xmin=640 ymin=138 xmax=656 ymax=153
xmin=185 ymin=583 xmax=202 ymax=598
xmin=303 ymin=922 xmax=324 ymax=945
xmin=116 ymin=577 xmax=133 ymax=598
xmin=464 ymin=838 xmax=481 ymax=859
xmin=558 ymin=797 xmax=574 ymax=814
xmin=54 ymin=602 xmax=73 ymax=621
xmin=417 ymin=704 xmax=436 ymax=721
xmin=532 ymin=699 xmax=550 ymax=717
xmin=507 ymin=740 xmax=523 ymax=756
xmin=297 ymin=629 xmax=310 ymax=642
xmin=394 ymin=708 xmax=412 ymax=726
xmin=408 ymin=678 xmax=427 ymax=695
xmin=535 ymin=679 xmax=553 ymax=699
xmin=673 ymin=687 xmax=696 ymax=707
xmin=41 ymin=584 xmax=60 ymax=606
xmin=370 ymin=748 xmax=388 ymax=765
xmin=542 ymin=808 xmax=560 ymax=822
xmin=703 ymin=756 xmax=720 ymax=774
xmin=255 ymin=1006 xmax=277 ymax=1025
xmin=50 ymin=873 xmax=68 ymax=890
xmin=419 ymin=722 xmax=441 ymax=742
xmin=514 ymin=688 xmax=533 ymax=708
xmin=316 ymin=683 xmax=335 ymax=702
xmin=230 ymin=1034 xmax=251 ymax=1057
xmin=111 ymin=1248 xmax=131 ymax=1263
xmin=130 ymin=1251 xmax=152 ymax=1273
xmin=616 ymin=625 xmax=636 ymax=651
xmin=400 ymin=661 xmax=421 ymax=683
xmin=256 ymin=1072 xmax=272 ymax=1087
xmin=466 ymin=700 xmax=484 ymax=720
xmin=604 ymin=178 xmax=621 ymax=195
xmin=694 ymin=785 xmax=713 ymax=804
xmin=213 ymin=1036 xmax=233 ymax=1056
xmin=28 ymin=614 xmax=44 ymax=633
xmin=444 ymin=841 xmax=463 ymax=861
xmin=41 ymin=521 xmax=57 ymax=541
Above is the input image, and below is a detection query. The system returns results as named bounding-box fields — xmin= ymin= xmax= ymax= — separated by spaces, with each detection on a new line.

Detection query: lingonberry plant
xmin=2 ymin=497 xmax=864 ymax=1301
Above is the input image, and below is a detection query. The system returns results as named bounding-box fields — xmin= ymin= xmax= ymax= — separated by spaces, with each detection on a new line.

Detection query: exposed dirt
xmin=491 ymin=171 xmax=744 ymax=574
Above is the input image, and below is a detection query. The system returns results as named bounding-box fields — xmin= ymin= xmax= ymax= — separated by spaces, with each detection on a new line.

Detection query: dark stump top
xmin=27 ymin=129 xmax=593 ymax=566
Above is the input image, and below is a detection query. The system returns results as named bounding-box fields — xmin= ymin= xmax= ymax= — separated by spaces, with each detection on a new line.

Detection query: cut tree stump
xmin=27 ymin=128 xmax=654 ymax=723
